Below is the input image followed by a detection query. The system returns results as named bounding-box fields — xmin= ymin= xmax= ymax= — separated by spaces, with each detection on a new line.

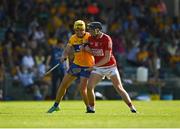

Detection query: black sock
xmin=54 ymin=102 xmax=59 ymax=107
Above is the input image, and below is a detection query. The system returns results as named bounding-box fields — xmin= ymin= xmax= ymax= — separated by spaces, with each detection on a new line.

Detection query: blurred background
xmin=0 ymin=0 xmax=179 ymax=101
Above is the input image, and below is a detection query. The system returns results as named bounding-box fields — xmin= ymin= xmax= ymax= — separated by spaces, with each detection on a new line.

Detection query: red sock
xmin=127 ymin=103 xmax=132 ymax=107
xmin=90 ymin=103 xmax=94 ymax=107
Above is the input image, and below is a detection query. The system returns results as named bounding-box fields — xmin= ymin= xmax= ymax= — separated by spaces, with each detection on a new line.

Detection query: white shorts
xmin=91 ymin=66 xmax=119 ymax=79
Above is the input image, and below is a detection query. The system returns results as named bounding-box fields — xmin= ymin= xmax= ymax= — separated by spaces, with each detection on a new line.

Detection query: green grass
xmin=0 ymin=100 xmax=180 ymax=128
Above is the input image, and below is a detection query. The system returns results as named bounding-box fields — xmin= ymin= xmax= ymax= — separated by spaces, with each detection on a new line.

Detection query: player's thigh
xmin=79 ymin=77 xmax=88 ymax=89
xmin=88 ymin=73 xmax=102 ymax=89
xmin=60 ymin=73 xmax=77 ymax=88
xmin=110 ymin=73 xmax=124 ymax=89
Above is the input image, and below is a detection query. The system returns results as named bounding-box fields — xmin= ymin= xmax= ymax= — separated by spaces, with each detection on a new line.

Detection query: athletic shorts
xmin=67 ymin=63 xmax=91 ymax=78
xmin=91 ymin=66 xmax=119 ymax=79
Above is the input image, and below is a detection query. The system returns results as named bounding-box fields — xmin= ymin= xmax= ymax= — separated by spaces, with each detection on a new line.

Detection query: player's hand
xmin=60 ymin=56 xmax=67 ymax=62
xmin=86 ymin=67 xmax=95 ymax=71
xmin=83 ymin=39 xmax=88 ymax=44
xmin=79 ymin=45 xmax=85 ymax=51
xmin=82 ymin=39 xmax=90 ymax=47
xmin=46 ymin=65 xmax=50 ymax=71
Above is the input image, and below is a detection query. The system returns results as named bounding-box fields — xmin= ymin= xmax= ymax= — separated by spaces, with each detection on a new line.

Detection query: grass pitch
xmin=0 ymin=100 xmax=180 ymax=128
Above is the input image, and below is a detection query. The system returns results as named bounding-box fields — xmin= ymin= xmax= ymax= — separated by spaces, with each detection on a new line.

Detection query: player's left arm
xmin=61 ymin=36 xmax=74 ymax=62
xmin=94 ymin=50 xmax=111 ymax=67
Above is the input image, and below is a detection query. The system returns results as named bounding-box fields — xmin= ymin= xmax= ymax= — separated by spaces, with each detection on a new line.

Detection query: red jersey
xmin=88 ymin=33 xmax=116 ymax=67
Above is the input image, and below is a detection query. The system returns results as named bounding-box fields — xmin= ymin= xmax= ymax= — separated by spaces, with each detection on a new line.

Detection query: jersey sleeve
xmin=104 ymin=35 xmax=112 ymax=51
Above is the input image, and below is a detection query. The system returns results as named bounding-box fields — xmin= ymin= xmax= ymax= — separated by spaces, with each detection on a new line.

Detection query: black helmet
xmin=87 ymin=22 xmax=102 ymax=30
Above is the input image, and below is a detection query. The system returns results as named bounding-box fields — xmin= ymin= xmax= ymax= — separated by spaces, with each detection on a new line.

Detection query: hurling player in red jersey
xmin=85 ymin=22 xmax=137 ymax=113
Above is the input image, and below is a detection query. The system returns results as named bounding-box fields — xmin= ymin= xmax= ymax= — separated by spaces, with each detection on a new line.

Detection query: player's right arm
xmin=60 ymin=44 xmax=72 ymax=62
xmin=61 ymin=35 xmax=75 ymax=62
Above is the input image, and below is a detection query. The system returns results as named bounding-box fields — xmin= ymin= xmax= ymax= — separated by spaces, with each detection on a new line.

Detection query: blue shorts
xmin=67 ymin=63 xmax=91 ymax=78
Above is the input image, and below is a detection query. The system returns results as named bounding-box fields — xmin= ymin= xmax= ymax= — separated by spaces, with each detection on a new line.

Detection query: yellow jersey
xmin=68 ymin=32 xmax=94 ymax=67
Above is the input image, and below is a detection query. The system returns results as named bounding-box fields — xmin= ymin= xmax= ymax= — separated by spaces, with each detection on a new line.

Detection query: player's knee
xmin=80 ymin=85 xmax=87 ymax=91
xmin=116 ymin=85 xmax=125 ymax=92
xmin=87 ymin=84 xmax=94 ymax=91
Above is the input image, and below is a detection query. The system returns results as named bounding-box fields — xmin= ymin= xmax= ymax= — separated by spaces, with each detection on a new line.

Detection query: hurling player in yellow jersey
xmin=47 ymin=20 xmax=95 ymax=113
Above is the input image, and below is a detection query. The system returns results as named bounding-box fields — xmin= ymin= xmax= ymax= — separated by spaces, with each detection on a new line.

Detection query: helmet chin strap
xmin=94 ymin=29 xmax=102 ymax=38
xmin=94 ymin=29 xmax=99 ymax=35
xmin=93 ymin=29 xmax=100 ymax=36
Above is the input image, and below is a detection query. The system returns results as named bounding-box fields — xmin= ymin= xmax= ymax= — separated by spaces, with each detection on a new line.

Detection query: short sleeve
xmin=67 ymin=36 xmax=74 ymax=46
xmin=104 ymin=35 xmax=112 ymax=51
